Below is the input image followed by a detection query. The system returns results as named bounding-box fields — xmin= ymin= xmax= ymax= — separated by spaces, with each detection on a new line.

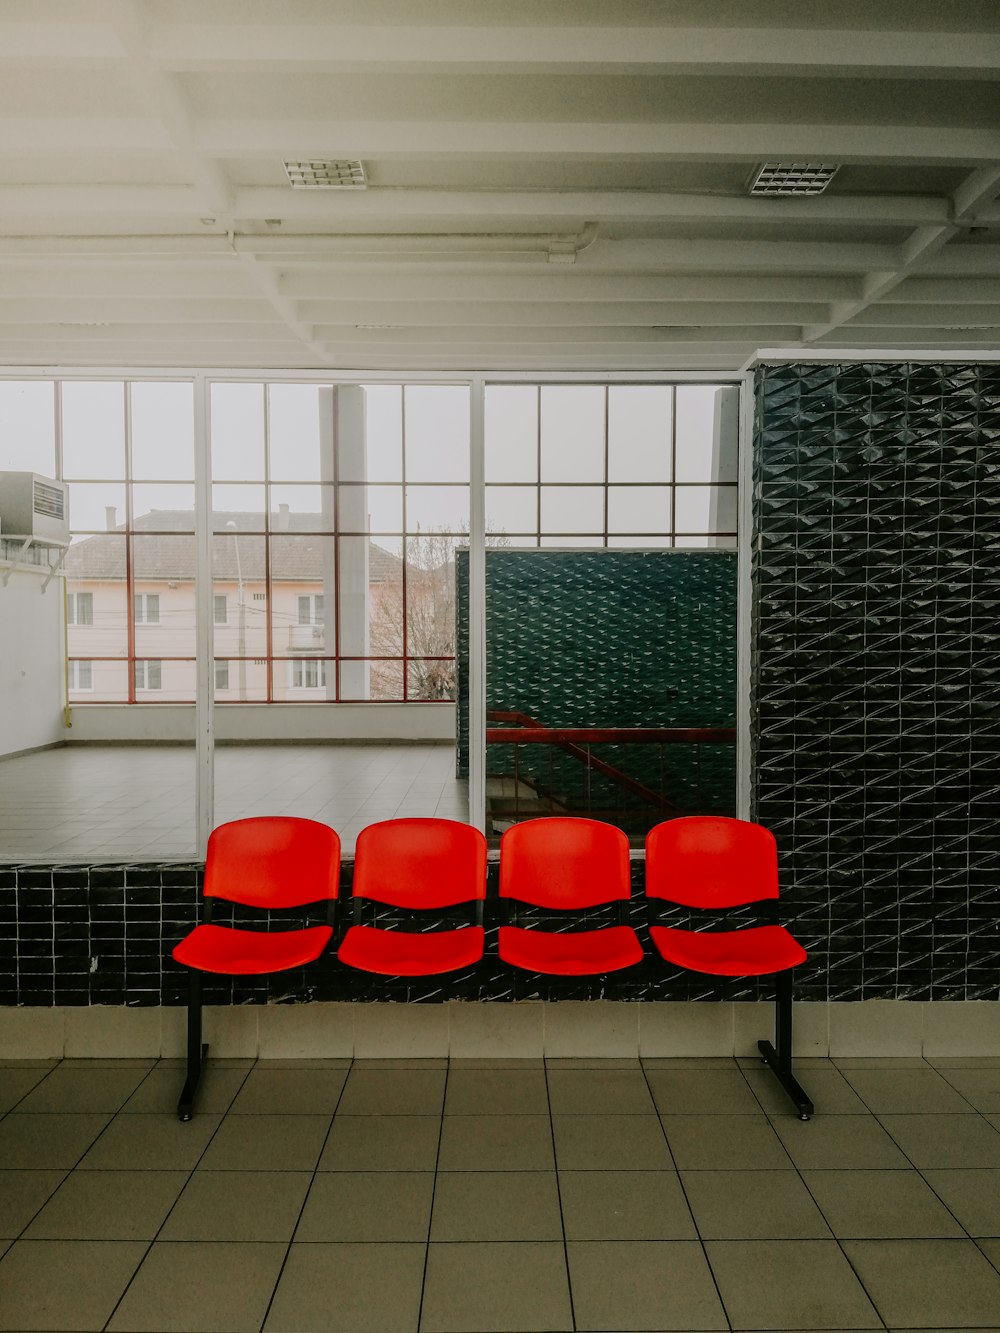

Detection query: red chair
xmin=172 ymin=816 xmax=340 ymax=1120
xmin=498 ymin=817 xmax=642 ymax=975
xmin=337 ymin=818 xmax=487 ymax=975
xmin=645 ymin=815 xmax=812 ymax=1119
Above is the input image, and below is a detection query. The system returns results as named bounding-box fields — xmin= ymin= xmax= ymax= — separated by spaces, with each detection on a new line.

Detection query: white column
xmin=193 ymin=374 xmax=214 ymax=856
xmin=468 ymin=377 xmax=487 ymax=833
xmin=320 ymin=385 xmax=369 ymax=700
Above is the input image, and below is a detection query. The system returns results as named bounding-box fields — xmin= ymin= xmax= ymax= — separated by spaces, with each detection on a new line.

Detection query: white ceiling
xmin=2 ymin=0 xmax=1000 ymax=372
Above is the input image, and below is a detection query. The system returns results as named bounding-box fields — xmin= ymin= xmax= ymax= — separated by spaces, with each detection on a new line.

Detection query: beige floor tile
xmin=546 ymin=1068 xmax=655 ymax=1115
xmin=296 ymin=1171 xmax=434 ymax=1241
xmin=742 ymin=1064 xmax=869 ymax=1116
xmin=438 ymin=1112 xmax=554 ymax=1171
xmin=421 ymin=1241 xmax=572 ymax=1332
xmin=0 ymin=1113 xmax=112 ymax=1170
xmin=0 ymin=1239 xmax=146 ymax=1332
xmin=0 ymin=1170 xmax=67 ymax=1238
xmin=921 ymin=1168 xmax=1000 ymax=1236
xmin=706 ymin=1238 xmax=882 ymax=1330
xmin=264 ymin=1241 xmax=426 ymax=1333
xmin=646 ymin=1067 xmax=763 ymax=1115
xmin=842 ymin=1237 xmax=1000 ymax=1329
xmin=840 ymin=1067 xmax=979 ymax=1114
xmin=107 ymin=1240 xmax=287 ymax=1333
xmin=661 ymin=1113 xmax=793 ymax=1171
xmin=197 ymin=1112 xmax=330 ymax=1171
xmin=935 ymin=1067 xmax=1000 ymax=1113
xmin=878 ymin=1114 xmax=1000 ymax=1169
xmin=160 ymin=1170 xmax=312 ymax=1240
xmin=228 ymin=1066 xmax=348 ymax=1114
xmin=431 ymin=1170 xmax=562 ymax=1241
xmin=682 ymin=1168 xmax=831 ymax=1239
xmin=319 ymin=1115 xmax=441 ymax=1171
xmin=78 ymin=1112 xmax=221 ymax=1171
xmin=337 ymin=1068 xmax=447 ymax=1115
xmin=444 ymin=1068 xmax=549 ymax=1116
xmin=568 ymin=1239 xmax=727 ymax=1331
xmin=553 ymin=1113 xmax=673 ymax=1172
xmin=802 ymin=1168 xmax=965 ymax=1238
xmin=0 ymin=1065 xmax=54 ymax=1112
xmin=16 ymin=1064 xmax=149 ymax=1114
xmin=122 ymin=1063 xmax=249 ymax=1115
xmin=770 ymin=1113 xmax=911 ymax=1170
xmin=24 ymin=1169 xmax=188 ymax=1240
xmin=560 ymin=1169 xmax=697 ymax=1240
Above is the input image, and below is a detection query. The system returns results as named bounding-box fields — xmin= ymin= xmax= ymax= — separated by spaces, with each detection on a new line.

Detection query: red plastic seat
xmin=337 ymin=818 xmax=487 ymax=976
xmin=645 ymin=815 xmax=812 ymax=1118
xmin=498 ymin=817 xmax=642 ymax=976
xmin=171 ymin=816 xmax=340 ymax=1120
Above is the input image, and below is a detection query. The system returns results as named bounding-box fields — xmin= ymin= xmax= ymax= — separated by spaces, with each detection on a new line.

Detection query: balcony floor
xmin=0 ymin=743 xmax=466 ymax=862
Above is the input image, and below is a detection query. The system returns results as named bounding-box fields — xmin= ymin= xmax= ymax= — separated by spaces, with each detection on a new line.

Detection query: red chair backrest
xmin=499 ymin=817 xmax=631 ymax=909
xmin=645 ymin=815 xmax=778 ymax=908
xmin=204 ymin=817 xmax=341 ymax=909
xmin=352 ymin=817 xmax=487 ymax=909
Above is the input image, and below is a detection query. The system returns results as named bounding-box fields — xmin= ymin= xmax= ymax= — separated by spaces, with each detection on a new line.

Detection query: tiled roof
xmin=65 ymin=511 xmax=403 ymax=583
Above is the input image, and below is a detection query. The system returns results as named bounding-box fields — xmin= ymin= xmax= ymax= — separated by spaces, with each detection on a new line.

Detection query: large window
xmin=485 ymin=384 xmax=737 ymax=547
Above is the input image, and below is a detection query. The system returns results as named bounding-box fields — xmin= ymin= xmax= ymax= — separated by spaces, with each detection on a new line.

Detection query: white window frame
xmin=134 ymin=659 xmax=162 ymax=690
xmin=68 ymin=659 xmax=93 ymax=691
xmin=134 ymin=593 xmax=160 ymax=625
xmin=67 ymin=591 xmax=93 ymax=625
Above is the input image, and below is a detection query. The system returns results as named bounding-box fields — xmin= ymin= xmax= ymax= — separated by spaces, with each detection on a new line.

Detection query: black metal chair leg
xmin=758 ymin=969 xmax=813 ymax=1120
xmin=177 ymin=971 xmax=209 ymax=1121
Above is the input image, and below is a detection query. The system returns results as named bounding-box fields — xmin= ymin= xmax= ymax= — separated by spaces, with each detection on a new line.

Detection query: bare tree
xmin=369 ymin=528 xmax=459 ymax=700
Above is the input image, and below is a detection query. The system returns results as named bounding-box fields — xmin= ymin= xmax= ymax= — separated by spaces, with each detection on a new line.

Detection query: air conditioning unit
xmin=0 ymin=472 xmax=70 ymax=546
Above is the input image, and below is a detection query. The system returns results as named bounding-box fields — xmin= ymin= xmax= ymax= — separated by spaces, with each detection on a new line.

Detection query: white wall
xmin=0 ymin=568 xmax=65 ymax=758
xmin=67 ymin=701 xmax=456 ymax=744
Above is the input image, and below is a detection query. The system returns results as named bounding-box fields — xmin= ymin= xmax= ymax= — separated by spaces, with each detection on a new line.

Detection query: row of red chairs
xmin=173 ymin=815 xmax=812 ymax=1121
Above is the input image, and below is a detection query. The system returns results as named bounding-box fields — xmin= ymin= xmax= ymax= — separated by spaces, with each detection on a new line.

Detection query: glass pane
xmin=607 ymin=486 xmax=671 ymax=535
xmin=210 ymin=382 xmax=265 ymax=480
xmin=0 ymin=381 xmax=55 ymax=475
xmin=404 ymin=386 xmax=469 ymax=482
xmin=67 ymin=482 xmax=127 ymax=533
xmin=212 ymin=485 xmax=265 ymax=531
xmin=486 ymin=486 xmax=537 ymax=538
xmin=362 ymin=484 xmax=402 ymax=534
xmin=215 ymin=657 xmax=268 ymax=702
xmin=363 ymin=537 xmax=404 ymax=684
xmin=674 ymin=532 xmax=738 ymax=549
xmin=66 ymin=534 xmax=127 ymax=658
xmin=132 ymin=535 xmax=196 ymax=655
xmin=540 ymin=486 xmax=604 ymax=534
xmin=607 ymin=534 xmax=674 ymax=549
xmin=608 ymin=386 xmax=672 ymax=482
xmin=675 ymin=386 xmax=737 ymax=483
xmin=212 ymin=532 xmax=268 ymax=656
xmin=539 ymin=534 xmax=605 ymax=547
xmin=405 ymin=534 xmax=458 ymax=684
xmin=270 ymin=534 xmax=334 ymax=660
xmin=270 ymin=484 xmax=335 ymax=532
xmin=485 ymin=385 xmax=537 ymax=483
xmin=273 ymin=657 xmax=334 ymax=700
xmin=363 ymin=659 xmax=405 ymax=702
xmin=75 ymin=658 xmax=128 ymax=702
xmin=405 ymin=484 xmax=469 ymax=533
xmin=360 ymin=385 xmax=402 ymax=482
xmin=130 ymin=382 xmax=194 ymax=479
xmin=61 ymin=381 xmax=125 ymax=479
xmin=408 ymin=659 xmax=455 ymax=701
xmin=540 ymin=385 xmax=604 ymax=482
xmin=134 ymin=658 xmax=193 ymax=703
xmin=674 ymin=485 xmax=738 ymax=533
xmin=268 ymin=383 xmax=327 ymax=481
xmin=132 ymin=484 xmax=195 ymax=530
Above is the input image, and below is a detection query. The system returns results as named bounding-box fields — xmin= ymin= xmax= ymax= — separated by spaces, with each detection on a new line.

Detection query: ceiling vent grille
xmin=749 ymin=163 xmax=840 ymax=196
xmin=283 ymin=159 xmax=367 ymax=190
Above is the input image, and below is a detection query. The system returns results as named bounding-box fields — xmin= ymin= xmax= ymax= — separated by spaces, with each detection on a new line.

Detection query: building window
xmin=298 ymin=594 xmax=324 ymax=626
xmin=134 ymin=659 xmax=162 ymax=690
xmin=214 ymin=595 xmax=228 ymax=625
xmin=66 ymin=592 xmax=93 ymax=625
xmin=134 ymin=593 xmax=160 ymax=624
xmin=289 ymin=659 xmax=327 ymax=690
xmin=68 ymin=660 xmax=93 ymax=690
xmin=214 ymin=659 xmax=229 ymax=690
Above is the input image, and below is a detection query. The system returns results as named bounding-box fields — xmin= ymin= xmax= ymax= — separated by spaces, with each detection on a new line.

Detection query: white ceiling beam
xmin=845 ymin=303 xmax=1000 ymax=328
xmin=893 ymin=277 xmax=1000 ymax=302
xmin=0 ymin=185 xmax=953 ymax=229
xmin=0 ymin=322 xmax=299 ymax=343
xmin=314 ymin=325 xmax=805 ymax=345
xmin=294 ymin=300 xmax=829 ymax=328
xmin=146 ymin=24 xmax=1000 ymax=78
xmin=0 ymin=298 xmax=277 ymax=324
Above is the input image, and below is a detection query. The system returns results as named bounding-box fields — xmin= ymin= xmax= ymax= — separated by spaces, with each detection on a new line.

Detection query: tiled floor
xmin=2 ymin=1056 xmax=1000 ymax=1331
xmin=0 ymin=744 xmax=466 ymax=861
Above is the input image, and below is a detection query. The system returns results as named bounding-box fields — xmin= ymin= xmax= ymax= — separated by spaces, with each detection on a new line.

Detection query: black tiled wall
xmin=752 ymin=362 xmax=1000 ymax=1000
